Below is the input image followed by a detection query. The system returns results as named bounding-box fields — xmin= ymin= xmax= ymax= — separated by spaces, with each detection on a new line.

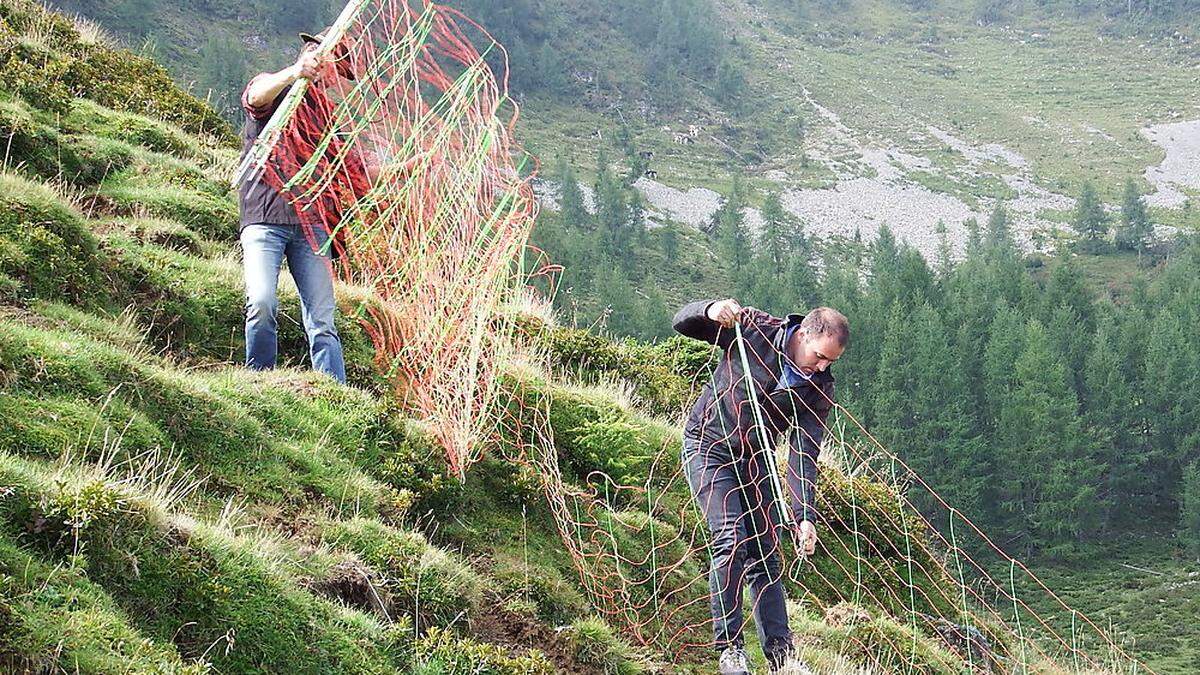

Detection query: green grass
xmin=567 ymin=616 xmax=654 ymax=675
xmin=100 ymin=172 xmax=238 ymax=242
xmin=0 ymin=172 xmax=101 ymax=305
xmin=0 ymin=534 xmax=208 ymax=673
xmin=1016 ymin=537 xmax=1200 ymax=675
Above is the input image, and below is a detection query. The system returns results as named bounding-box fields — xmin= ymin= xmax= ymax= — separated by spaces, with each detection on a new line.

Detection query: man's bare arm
xmin=245 ymin=46 xmax=326 ymax=110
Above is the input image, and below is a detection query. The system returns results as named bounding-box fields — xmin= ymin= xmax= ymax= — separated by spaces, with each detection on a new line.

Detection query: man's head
xmin=299 ymin=27 xmax=330 ymax=50
xmin=790 ymin=307 xmax=849 ymax=375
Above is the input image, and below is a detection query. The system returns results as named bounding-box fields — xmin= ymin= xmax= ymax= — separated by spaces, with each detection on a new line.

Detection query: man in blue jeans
xmin=674 ymin=299 xmax=848 ymax=674
xmin=237 ymin=28 xmax=345 ymax=383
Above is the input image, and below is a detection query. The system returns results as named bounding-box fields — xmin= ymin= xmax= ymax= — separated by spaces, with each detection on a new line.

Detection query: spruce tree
xmin=994 ymin=319 xmax=1101 ymax=553
xmin=535 ymin=43 xmax=568 ymax=94
xmin=1071 ymin=181 xmax=1109 ymax=250
xmin=750 ymin=192 xmax=815 ymax=314
xmin=1143 ymin=308 xmax=1200 ymax=512
xmin=871 ymin=303 xmax=986 ymax=517
xmin=1180 ymin=462 xmax=1200 ymax=559
xmin=985 ymin=203 xmax=1013 ymax=253
xmin=715 ymin=56 xmax=746 ymax=107
xmin=1116 ymin=178 xmax=1152 ymax=254
xmin=1085 ymin=315 xmax=1140 ymax=528
xmin=557 ymin=157 xmax=588 ymax=231
xmin=593 ymin=150 xmax=629 ymax=257
xmin=935 ymin=220 xmax=955 ymax=277
xmin=711 ymin=180 xmax=751 ymax=293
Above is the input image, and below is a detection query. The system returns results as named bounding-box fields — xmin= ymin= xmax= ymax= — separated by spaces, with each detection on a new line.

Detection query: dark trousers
xmin=682 ymin=436 xmax=793 ymax=662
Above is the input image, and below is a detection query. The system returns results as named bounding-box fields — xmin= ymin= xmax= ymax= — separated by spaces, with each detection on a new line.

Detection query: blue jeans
xmin=682 ymin=436 xmax=793 ymax=666
xmin=240 ymin=223 xmax=346 ymax=383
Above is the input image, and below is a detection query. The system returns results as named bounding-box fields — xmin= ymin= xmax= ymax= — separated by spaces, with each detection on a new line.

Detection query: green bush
xmin=66 ymin=133 xmax=138 ymax=182
xmin=0 ymin=35 xmax=74 ymax=113
xmin=0 ymin=97 xmax=135 ymax=184
xmin=68 ymin=47 xmax=233 ymax=141
xmin=505 ymin=372 xmax=667 ymax=488
xmin=0 ymin=172 xmax=101 ymax=304
xmin=0 ymin=0 xmax=233 ymax=140
xmin=567 ymin=616 xmax=652 ymax=675
xmin=791 ymin=603 xmax=965 ymax=674
xmin=370 ymin=417 xmax=469 ymax=513
xmin=518 ymin=316 xmax=708 ymax=417
xmin=795 ymin=467 xmax=959 ymax=621
xmin=414 ymin=627 xmax=554 ymax=675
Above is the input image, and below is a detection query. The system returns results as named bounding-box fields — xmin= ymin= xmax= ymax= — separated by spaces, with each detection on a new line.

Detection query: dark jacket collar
xmin=773 ymin=313 xmax=805 ymax=354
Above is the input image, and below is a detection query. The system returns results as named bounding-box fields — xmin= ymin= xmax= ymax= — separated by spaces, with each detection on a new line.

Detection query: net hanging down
xmin=500 ymin=308 xmax=1154 ymax=673
xmin=247 ymin=0 xmax=540 ymax=477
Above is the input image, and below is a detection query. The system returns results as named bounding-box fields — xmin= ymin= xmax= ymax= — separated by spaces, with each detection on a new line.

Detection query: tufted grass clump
xmin=490 ymin=551 xmax=588 ymax=626
xmin=0 ymin=96 xmax=136 ymax=184
xmin=321 ymin=517 xmax=484 ymax=629
xmin=100 ymin=172 xmax=238 ymax=242
xmin=0 ymin=535 xmax=211 ymax=673
xmin=63 ymin=99 xmax=205 ymax=160
xmin=567 ymin=616 xmax=655 ymax=675
xmin=0 ymin=454 xmax=409 ymax=673
xmin=0 ymin=171 xmax=101 ymax=305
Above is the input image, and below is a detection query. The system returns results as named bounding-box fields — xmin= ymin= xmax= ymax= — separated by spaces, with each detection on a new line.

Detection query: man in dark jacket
xmin=238 ymin=28 xmax=346 ymax=383
xmin=674 ymin=298 xmax=848 ymax=674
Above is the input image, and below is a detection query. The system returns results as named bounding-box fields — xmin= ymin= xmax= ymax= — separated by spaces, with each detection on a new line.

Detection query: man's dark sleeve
xmin=787 ymin=415 xmax=823 ymax=524
xmin=672 ymin=300 xmax=735 ymax=349
xmin=787 ymin=381 xmax=834 ymax=524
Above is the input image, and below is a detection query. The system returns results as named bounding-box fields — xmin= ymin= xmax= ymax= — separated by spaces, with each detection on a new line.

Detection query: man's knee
xmin=245 ymin=292 xmax=279 ymax=320
xmin=305 ymin=304 xmax=340 ymax=337
xmin=744 ymin=540 xmax=782 ymax=579
xmin=708 ymin=526 xmax=743 ymax=563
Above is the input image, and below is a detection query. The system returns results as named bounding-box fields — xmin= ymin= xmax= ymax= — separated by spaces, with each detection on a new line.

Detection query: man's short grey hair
xmin=801 ymin=307 xmax=850 ymax=347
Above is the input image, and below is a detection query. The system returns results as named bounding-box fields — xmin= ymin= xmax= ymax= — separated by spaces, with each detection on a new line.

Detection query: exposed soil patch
xmin=471 ymin=597 xmax=598 ymax=674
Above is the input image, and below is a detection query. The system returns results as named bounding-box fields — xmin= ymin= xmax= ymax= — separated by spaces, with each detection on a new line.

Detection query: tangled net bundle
xmin=259 ymin=0 xmax=537 ymax=477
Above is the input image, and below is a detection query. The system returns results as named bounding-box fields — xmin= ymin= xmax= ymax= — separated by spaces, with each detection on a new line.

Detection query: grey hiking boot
xmin=718 ymin=646 xmax=751 ymax=675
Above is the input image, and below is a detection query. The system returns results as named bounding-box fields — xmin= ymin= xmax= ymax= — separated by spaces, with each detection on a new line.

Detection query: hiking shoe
xmin=718 ymin=646 xmax=751 ymax=675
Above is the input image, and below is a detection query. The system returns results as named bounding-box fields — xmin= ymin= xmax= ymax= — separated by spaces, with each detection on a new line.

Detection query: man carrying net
xmin=238 ymin=27 xmax=348 ymax=383
xmin=674 ymin=299 xmax=849 ymax=674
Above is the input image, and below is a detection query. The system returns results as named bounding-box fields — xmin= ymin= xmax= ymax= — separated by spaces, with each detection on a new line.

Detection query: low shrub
xmin=491 ymin=551 xmax=587 ymax=626
xmin=567 ymin=616 xmax=653 ymax=675
xmin=413 ymin=627 xmax=554 ymax=675
xmin=0 ymin=172 xmax=101 ymax=304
